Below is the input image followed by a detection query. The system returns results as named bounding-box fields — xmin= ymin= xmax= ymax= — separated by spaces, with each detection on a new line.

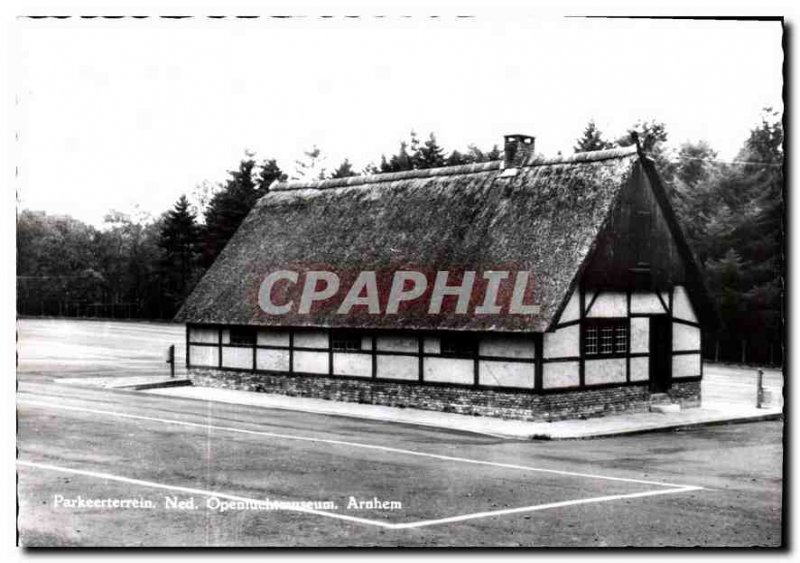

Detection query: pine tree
xmin=257 ymin=159 xmax=287 ymax=191
xmin=158 ymin=195 xmax=200 ymax=310
xmin=574 ymin=120 xmax=613 ymax=152
xmin=201 ymin=157 xmax=286 ymax=268
xmin=380 ymin=141 xmax=414 ymax=173
xmin=412 ymin=133 xmax=446 ymax=169
xmin=330 ymin=159 xmax=357 ymax=178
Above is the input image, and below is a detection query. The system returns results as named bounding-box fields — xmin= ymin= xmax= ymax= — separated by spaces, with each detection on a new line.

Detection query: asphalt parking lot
xmin=16 ymin=319 xmax=784 ymax=547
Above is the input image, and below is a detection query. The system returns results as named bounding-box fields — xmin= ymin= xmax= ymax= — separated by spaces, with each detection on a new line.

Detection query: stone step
xmin=650 ymin=403 xmax=681 ymax=414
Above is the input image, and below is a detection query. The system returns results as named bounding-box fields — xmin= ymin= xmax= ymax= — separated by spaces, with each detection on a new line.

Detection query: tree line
xmin=17 ymin=112 xmax=783 ymax=365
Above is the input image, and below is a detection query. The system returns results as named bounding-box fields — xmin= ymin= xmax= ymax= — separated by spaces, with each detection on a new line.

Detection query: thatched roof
xmin=177 ymin=145 xmax=701 ymax=332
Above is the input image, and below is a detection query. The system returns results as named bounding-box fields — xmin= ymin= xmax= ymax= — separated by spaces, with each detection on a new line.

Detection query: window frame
xmin=582 ymin=318 xmax=629 ymax=358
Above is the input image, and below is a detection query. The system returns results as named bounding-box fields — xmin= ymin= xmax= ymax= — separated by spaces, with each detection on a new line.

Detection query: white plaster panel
xmin=479 ymin=335 xmax=535 ymax=359
xmin=584 ymin=358 xmax=626 ymax=385
xmin=376 ymin=335 xmax=418 ymax=353
xmin=586 ymin=292 xmax=627 ymax=317
xmin=333 ymin=353 xmax=372 ymax=378
xmin=220 ymin=329 xmax=230 ymax=344
xmin=630 ymin=318 xmax=650 ymax=354
xmin=293 ymin=350 xmax=329 ymax=374
xmin=543 ymin=325 xmax=579 ymax=359
xmin=257 ymin=330 xmax=290 ymax=347
xmin=479 ymin=361 xmax=533 ymax=388
xmin=559 ymin=288 xmax=580 ymax=323
xmin=630 ymin=356 xmax=649 ymax=381
xmin=672 ymin=353 xmax=701 ymax=378
xmin=424 ymin=357 xmax=473 ymax=384
xmin=361 ymin=336 xmax=373 ymax=351
xmin=256 ymin=349 xmax=290 ymax=372
xmin=673 ymin=323 xmax=701 ymax=351
xmin=293 ymin=331 xmax=329 ymax=349
xmin=542 ymin=361 xmax=580 ymax=388
xmin=189 ymin=345 xmax=217 ymax=367
xmin=222 ymin=346 xmax=253 ymax=369
xmin=630 ymin=292 xmax=667 ymax=314
xmin=189 ymin=327 xmax=218 ymax=343
xmin=673 ymin=286 xmax=698 ymax=323
xmin=377 ymin=355 xmax=418 ymax=380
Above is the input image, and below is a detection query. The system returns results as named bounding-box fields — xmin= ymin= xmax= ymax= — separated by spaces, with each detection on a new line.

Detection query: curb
xmin=542 ymin=411 xmax=784 ymax=440
xmin=120 ymin=379 xmax=193 ymax=391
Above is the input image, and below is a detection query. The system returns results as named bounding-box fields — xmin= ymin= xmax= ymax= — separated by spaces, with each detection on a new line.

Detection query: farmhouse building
xmin=176 ymin=135 xmax=716 ymax=421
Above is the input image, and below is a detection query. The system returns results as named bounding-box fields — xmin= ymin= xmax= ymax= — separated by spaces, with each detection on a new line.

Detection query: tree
xmin=330 ymin=159 xmax=357 ymax=179
xmin=574 ymin=120 xmax=613 ymax=152
xmin=616 ymin=119 xmax=668 ymax=154
xmin=412 ymin=133 xmax=446 ymax=169
xmin=673 ymin=108 xmax=784 ymax=365
xmin=380 ymin=141 xmax=414 ymax=173
xmin=257 ymin=159 xmax=287 ymax=190
xmin=445 ymin=150 xmax=467 ymax=166
xmin=201 ymin=156 xmax=286 ymax=268
xmin=158 ymin=195 xmax=200 ymax=311
xmin=616 ymin=119 xmax=677 ymax=193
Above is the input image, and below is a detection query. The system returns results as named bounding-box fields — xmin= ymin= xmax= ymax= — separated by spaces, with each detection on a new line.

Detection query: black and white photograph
xmin=9 ymin=3 xmax=788 ymax=550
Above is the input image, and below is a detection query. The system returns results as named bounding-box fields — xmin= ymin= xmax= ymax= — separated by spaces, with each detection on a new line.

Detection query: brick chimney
xmin=503 ymin=134 xmax=535 ymax=168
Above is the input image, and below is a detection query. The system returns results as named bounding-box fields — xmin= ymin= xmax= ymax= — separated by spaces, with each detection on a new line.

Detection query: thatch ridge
xmin=271 ymin=145 xmax=639 ymax=192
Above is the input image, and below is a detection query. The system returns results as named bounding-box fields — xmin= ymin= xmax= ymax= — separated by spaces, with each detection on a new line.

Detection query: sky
xmin=13 ymin=16 xmax=783 ymax=227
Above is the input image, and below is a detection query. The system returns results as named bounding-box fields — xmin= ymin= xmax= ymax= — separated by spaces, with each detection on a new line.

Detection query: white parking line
xmin=391 ymin=486 xmax=703 ymax=529
xmin=18 ymin=398 xmax=702 ymax=490
xmin=17 ymin=460 xmax=702 ymax=531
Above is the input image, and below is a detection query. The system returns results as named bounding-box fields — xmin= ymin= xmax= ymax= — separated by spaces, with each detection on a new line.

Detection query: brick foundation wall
xmin=667 ymin=379 xmax=702 ymax=408
xmin=188 ymin=368 xmax=702 ymax=422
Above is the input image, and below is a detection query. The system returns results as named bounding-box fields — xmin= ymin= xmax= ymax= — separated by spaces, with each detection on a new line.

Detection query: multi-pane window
xmin=585 ymin=326 xmax=598 ymax=355
xmin=440 ymin=335 xmax=477 ymax=357
xmin=601 ymin=326 xmax=614 ymax=354
xmin=615 ymin=325 xmax=628 ymax=354
xmin=583 ymin=319 xmax=629 ymax=356
xmin=229 ymin=326 xmax=256 ymax=346
xmin=331 ymin=332 xmax=362 ymax=352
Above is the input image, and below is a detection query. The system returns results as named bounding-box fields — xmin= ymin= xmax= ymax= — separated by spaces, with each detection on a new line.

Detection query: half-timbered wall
xmin=187 ymin=326 xmax=539 ymax=392
xmin=543 ymin=284 xmax=702 ymax=390
xmin=188 ymin=282 xmax=702 ymax=394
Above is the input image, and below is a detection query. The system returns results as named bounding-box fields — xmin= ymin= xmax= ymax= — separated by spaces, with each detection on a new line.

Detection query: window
xmin=583 ymin=319 xmax=628 ymax=356
xmin=331 ymin=332 xmax=362 ymax=352
xmin=440 ymin=335 xmax=477 ymax=357
xmin=229 ymin=326 xmax=256 ymax=346
xmin=585 ymin=326 xmax=598 ymax=355
xmin=615 ymin=325 xmax=628 ymax=354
